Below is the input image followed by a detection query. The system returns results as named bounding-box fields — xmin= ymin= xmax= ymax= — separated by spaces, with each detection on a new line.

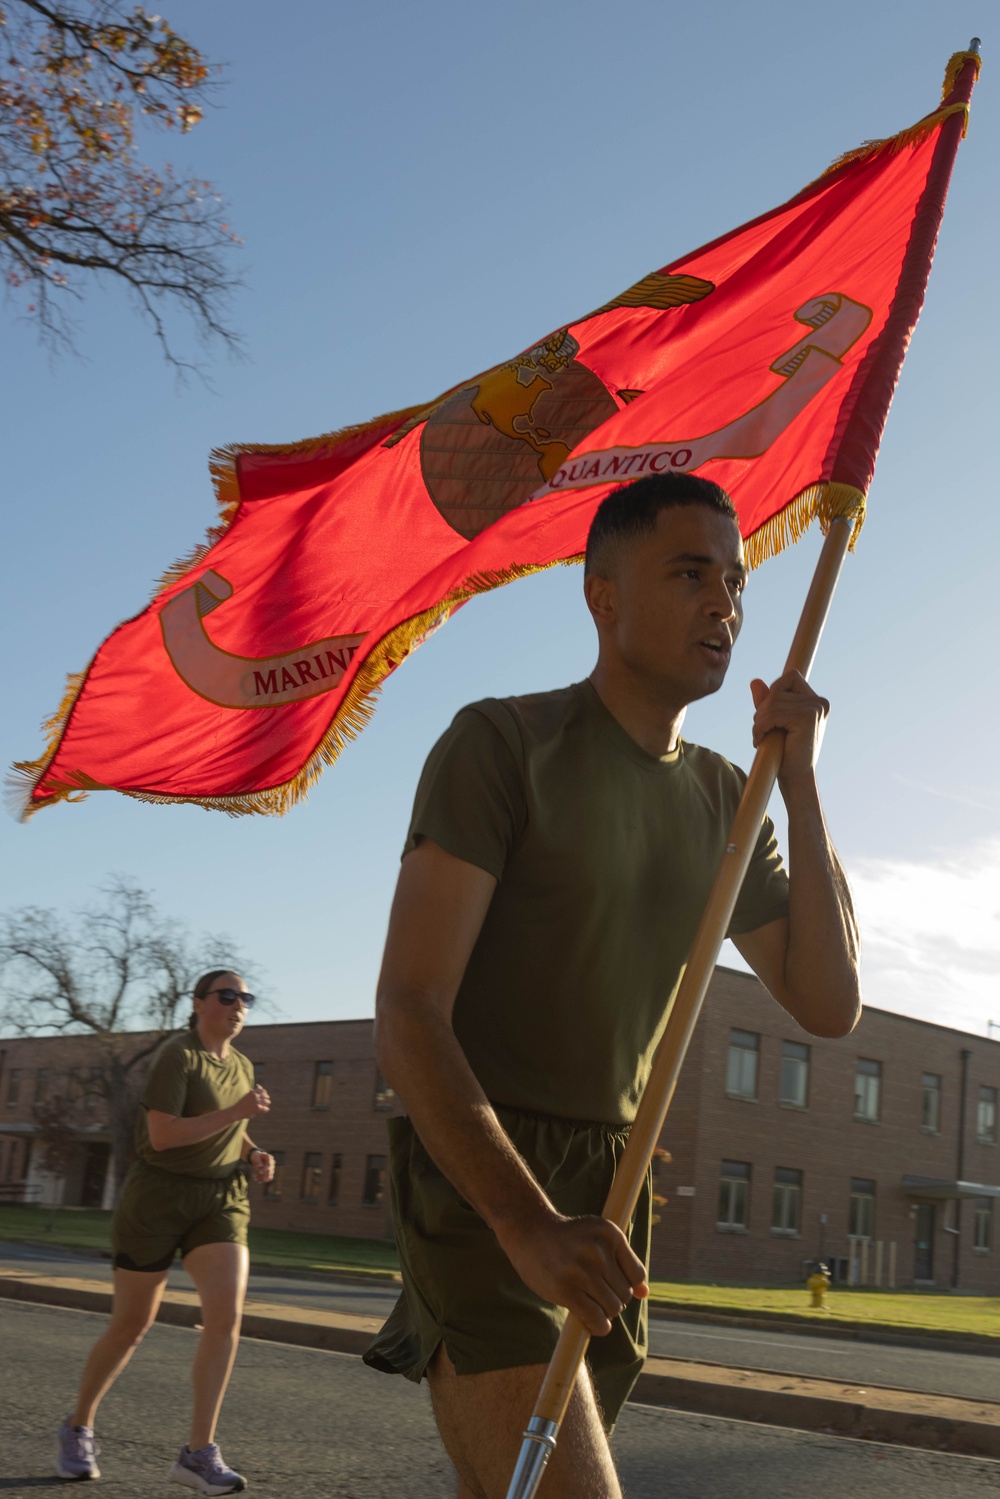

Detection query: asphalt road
xmin=4 ymin=1301 xmax=1000 ymax=1499
xmin=4 ymin=1240 xmax=1000 ymax=1404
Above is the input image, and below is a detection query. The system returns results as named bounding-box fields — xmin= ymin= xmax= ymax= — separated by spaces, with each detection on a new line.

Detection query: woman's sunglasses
xmin=204 ymin=988 xmax=255 ymax=1009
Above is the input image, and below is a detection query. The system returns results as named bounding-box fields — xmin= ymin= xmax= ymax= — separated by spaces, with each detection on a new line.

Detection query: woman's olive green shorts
xmin=363 ymin=1106 xmax=651 ymax=1434
xmin=111 ymin=1160 xmax=250 ymax=1272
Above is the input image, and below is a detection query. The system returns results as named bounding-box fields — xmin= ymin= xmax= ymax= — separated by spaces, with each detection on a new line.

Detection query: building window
xmin=328 ymin=1152 xmax=343 ymax=1206
xmin=311 ymin=1061 xmax=333 ymax=1110
xmin=264 ymin=1151 xmax=284 ymax=1199
xmin=86 ymin=1066 xmax=102 ymax=1116
xmin=725 ymin=1031 xmax=759 ymax=1100
xmin=854 ymin=1059 xmax=881 ymax=1122
xmin=373 ymin=1069 xmax=395 ymax=1112
xmin=771 ymin=1167 xmax=803 ymax=1235
xmin=300 ymin=1152 xmax=323 ymax=1202
xmin=34 ymin=1069 xmax=50 ymax=1104
xmin=849 ymin=1178 xmax=875 ymax=1239
xmin=717 ymin=1160 xmax=750 ymax=1230
xmin=921 ymin=1073 xmax=942 ymax=1133
xmin=780 ymin=1042 xmax=810 ymax=1108
xmin=363 ymin=1154 xmax=387 ymax=1206
xmin=977 ymin=1087 xmax=997 ymax=1145
xmin=6 ymin=1070 xmax=21 ymax=1107
xmin=973 ymin=1197 xmax=993 ymax=1252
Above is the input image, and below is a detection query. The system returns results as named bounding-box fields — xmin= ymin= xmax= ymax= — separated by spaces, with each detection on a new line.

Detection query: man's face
xmin=588 ymin=505 xmax=746 ymax=706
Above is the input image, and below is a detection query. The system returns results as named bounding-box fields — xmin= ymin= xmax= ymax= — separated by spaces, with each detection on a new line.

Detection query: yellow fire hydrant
xmin=807 ymin=1264 xmax=831 ymax=1310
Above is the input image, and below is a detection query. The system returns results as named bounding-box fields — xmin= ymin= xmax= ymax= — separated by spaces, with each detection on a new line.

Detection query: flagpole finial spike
xmin=969 ymin=37 xmax=981 ymax=54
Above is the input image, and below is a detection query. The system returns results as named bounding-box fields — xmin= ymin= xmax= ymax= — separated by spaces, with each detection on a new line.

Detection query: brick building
xmin=237 ymin=1020 xmax=406 ymax=1240
xmin=651 ymin=968 xmax=1000 ymax=1292
xmin=0 ymin=1024 xmax=405 ymax=1239
xmin=3 ymin=970 xmax=1000 ymax=1289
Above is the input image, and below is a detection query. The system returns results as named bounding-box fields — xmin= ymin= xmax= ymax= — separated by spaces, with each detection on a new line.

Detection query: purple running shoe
xmin=170 ymin=1442 xmax=246 ymax=1495
xmin=56 ymin=1419 xmax=101 ymax=1480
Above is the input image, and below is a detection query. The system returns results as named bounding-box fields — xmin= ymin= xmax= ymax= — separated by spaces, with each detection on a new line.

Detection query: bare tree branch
xmin=0 ymin=0 xmax=242 ymax=366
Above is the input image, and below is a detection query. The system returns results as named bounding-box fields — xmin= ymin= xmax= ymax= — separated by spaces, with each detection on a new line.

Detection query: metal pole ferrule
xmin=505 ymin=1418 xmax=560 ymax=1499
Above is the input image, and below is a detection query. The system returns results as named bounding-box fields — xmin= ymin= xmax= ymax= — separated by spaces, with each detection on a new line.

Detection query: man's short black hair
xmin=584 ymin=473 xmax=739 ymax=577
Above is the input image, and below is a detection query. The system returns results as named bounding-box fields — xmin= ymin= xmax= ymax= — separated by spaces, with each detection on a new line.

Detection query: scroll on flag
xmin=13 ymin=49 xmax=980 ymax=818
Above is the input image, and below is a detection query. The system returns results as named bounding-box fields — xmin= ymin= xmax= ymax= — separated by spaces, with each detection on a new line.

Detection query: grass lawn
xmin=4 ymin=1206 xmax=998 ymax=1338
xmin=0 ymin=1205 xmax=399 ymax=1279
xmin=647 ymin=1279 xmax=1000 ymax=1339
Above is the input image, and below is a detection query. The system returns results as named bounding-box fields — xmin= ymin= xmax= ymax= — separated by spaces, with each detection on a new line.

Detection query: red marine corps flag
xmin=13 ymin=48 xmax=980 ymax=818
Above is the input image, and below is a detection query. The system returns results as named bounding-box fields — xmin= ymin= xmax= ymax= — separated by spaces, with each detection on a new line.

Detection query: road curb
xmin=647 ymin=1301 xmax=1000 ymax=1357
xmin=631 ymin=1357 xmax=1000 ymax=1459
xmin=4 ymin=1272 xmax=1000 ymax=1461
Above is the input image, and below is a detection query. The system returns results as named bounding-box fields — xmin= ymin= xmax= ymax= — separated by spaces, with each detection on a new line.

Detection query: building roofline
xmin=3 ymin=977 xmax=994 ymax=1049
xmin=712 ymin=965 xmax=998 ymax=1046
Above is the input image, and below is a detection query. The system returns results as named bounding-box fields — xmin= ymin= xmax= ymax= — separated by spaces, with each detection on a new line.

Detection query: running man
xmin=364 ymin=472 xmax=861 ymax=1498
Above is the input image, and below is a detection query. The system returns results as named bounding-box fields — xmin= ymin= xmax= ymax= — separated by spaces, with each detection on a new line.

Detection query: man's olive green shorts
xmin=363 ymin=1106 xmax=651 ymax=1433
xmin=111 ymin=1160 xmax=250 ymax=1272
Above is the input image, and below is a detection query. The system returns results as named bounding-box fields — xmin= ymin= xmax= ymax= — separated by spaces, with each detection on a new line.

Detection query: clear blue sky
xmin=2 ymin=1 xmax=997 ymax=1035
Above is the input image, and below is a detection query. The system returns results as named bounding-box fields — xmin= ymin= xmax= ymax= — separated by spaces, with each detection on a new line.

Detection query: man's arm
xmin=374 ymin=837 xmax=648 ymax=1337
xmin=731 ymin=670 xmax=861 ymax=1039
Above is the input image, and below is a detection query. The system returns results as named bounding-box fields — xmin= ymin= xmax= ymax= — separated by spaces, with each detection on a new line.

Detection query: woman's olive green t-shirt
xmin=405 ymin=680 xmax=789 ymax=1127
xmin=134 ymin=1030 xmax=254 ymax=1178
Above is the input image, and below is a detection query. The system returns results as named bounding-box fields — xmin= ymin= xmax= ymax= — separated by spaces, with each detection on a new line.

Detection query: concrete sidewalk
xmin=4 ymin=1266 xmax=1000 ymax=1462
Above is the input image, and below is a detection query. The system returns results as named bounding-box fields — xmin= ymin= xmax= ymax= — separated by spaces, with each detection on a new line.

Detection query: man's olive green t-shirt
xmin=134 ymin=1030 xmax=253 ymax=1178
xmin=405 ymin=681 xmax=789 ymax=1127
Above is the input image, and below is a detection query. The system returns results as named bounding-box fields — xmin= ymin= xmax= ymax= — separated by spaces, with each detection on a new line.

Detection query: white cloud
xmin=846 ymin=840 xmax=1000 ymax=1037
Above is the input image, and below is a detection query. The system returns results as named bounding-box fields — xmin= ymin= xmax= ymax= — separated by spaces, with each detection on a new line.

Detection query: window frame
xmin=921 ymin=1072 xmax=942 ymax=1133
xmin=977 ymin=1086 xmax=997 ymax=1145
xmin=973 ymin=1196 xmax=993 ymax=1252
xmin=300 ymin=1151 xmax=323 ymax=1203
xmin=85 ymin=1065 xmax=102 ymax=1116
xmin=771 ymin=1166 xmax=803 ymax=1236
xmin=328 ymin=1151 xmax=343 ymax=1206
xmin=854 ymin=1059 xmax=882 ymax=1123
xmin=779 ymin=1042 xmax=810 ymax=1109
xmin=848 ymin=1177 xmax=876 ymax=1240
xmin=717 ymin=1160 xmax=751 ymax=1232
xmin=725 ymin=1030 xmax=760 ymax=1102
xmin=311 ymin=1061 xmax=333 ymax=1111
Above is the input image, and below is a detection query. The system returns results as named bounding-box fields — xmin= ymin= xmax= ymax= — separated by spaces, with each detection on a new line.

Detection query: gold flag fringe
xmin=816 ymin=102 xmax=970 ymax=183
xmin=743 ymin=482 xmax=866 ymax=570
xmin=7 ymin=668 xmax=91 ymax=820
xmin=813 ymin=51 xmax=979 ymax=187
xmin=941 ymin=49 xmax=982 ymax=101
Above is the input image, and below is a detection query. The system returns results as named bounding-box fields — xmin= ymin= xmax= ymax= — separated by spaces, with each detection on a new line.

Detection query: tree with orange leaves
xmin=0 ymin=1 xmax=240 ymax=365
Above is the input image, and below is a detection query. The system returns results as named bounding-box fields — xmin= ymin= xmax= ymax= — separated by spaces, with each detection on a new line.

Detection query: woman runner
xmin=56 ymin=970 xmax=273 ymax=1494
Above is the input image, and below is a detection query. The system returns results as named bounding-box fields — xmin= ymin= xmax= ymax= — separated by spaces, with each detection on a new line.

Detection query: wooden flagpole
xmin=505 ymin=514 xmax=855 ymax=1499
xmin=506 ymin=44 xmax=981 ymax=1493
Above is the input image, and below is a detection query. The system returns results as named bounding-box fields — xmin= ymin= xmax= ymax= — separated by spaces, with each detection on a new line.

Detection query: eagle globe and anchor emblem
xmin=390 ymin=271 xmax=718 ymax=540
xmin=159 ymin=278 xmax=873 ymax=709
